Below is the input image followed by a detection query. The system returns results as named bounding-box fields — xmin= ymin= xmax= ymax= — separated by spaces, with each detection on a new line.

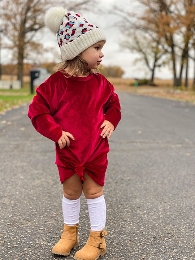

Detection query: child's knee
xmin=83 ymin=173 xmax=103 ymax=199
xmin=83 ymin=184 xmax=103 ymax=199
xmin=63 ymin=188 xmax=82 ymax=200
xmin=83 ymin=189 xmax=103 ymax=199
xmin=63 ymin=175 xmax=83 ymax=199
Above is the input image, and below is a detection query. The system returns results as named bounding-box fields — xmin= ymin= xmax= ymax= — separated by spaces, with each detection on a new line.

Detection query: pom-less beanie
xmin=44 ymin=7 xmax=106 ymax=61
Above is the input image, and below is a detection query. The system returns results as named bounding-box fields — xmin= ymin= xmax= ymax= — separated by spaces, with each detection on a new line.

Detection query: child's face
xmin=80 ymin=41 xmax=105 ymax=70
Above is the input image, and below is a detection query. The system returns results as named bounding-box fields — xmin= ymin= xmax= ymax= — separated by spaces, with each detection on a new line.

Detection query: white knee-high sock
xmin=87 ymin=195 xmax=106 ymax=231
xmin=62 ymin=196 xmax=80 ymax=225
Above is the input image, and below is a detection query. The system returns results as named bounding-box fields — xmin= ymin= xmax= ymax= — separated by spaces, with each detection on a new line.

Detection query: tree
xmin=114 ymin=0 xmax=195 ymax=87
xmin=138 ymin=0 xmax=195 ymax=87
xmin=139 ymin=0 xmax=180 ymax=86
xmin=122 ymin=30 xmax=166 ymax=85
xmin=0 ymin=0 xmax=98 ymax=87
xmin=113 ymin=1 xmax=167 ymax=85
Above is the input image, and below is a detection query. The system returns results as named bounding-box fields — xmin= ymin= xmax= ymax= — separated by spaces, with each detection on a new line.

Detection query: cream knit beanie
xmin=44 ymin=7 xmax=106 ymax=61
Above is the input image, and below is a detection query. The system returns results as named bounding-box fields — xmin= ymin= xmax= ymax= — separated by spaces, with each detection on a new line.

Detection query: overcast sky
xmin=2 ymin=0 xmax=194 ymax=79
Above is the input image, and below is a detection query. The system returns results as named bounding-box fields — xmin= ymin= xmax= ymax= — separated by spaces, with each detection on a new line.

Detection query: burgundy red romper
xmin=28 ymin=71 xmax=121 ymax=186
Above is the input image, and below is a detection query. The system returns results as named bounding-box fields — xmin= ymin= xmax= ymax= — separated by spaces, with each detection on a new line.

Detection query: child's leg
xmin=86 ymin=195 xmax=106 ymax=231
xmin=74 ymin=174 xmax=107 ymax=260
xmin=62 ymin=196 xmax=80 ymax=225
xmin=83 ymin=173 xmax=106 ymax=231
xmin=62 ymin=173 xmax=83 ymax=225
xmin=52 ymin=174 xmax=82 ymax=256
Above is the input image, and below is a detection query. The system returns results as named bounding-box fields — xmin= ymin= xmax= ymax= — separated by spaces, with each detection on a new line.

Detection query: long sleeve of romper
xmin=28 ymin=81 xmax=63 ymax=143
xmin=104 ymin=82 xmax=121 ymax=129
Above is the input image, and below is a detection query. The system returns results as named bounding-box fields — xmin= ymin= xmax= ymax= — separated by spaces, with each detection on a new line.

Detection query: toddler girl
xmin=28 ymin=6 xmax=121 ymax=260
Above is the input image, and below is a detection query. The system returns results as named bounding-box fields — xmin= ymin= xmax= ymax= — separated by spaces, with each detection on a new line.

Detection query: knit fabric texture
xmin=45 ymin=7 xmax=106 ymax=61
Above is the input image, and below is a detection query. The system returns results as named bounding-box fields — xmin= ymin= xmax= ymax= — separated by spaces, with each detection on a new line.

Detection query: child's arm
xmin=30 ymin=113 xmax=63 ymax=142
xmin=103 ymin=86 xmax=121 ymax=130
xmin=101 ymin=85 xmax=121 ymax=139
xmin=28 ymin=84 xmax=63 ymax=142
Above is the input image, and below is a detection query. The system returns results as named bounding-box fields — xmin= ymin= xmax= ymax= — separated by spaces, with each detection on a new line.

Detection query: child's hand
xmin=58 ymin=131 xmax=75 ymax=149
xmin=100 ymin=120 xmax=114 ymax=139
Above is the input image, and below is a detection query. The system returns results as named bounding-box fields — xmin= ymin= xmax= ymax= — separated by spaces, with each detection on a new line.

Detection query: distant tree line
xmin=98 ymin=65 xmax=124 ymax=78
xmin=1 ymin=63 xmax=56 ymax=77
xmin=1 ymin=63 xmax=124 ymax=79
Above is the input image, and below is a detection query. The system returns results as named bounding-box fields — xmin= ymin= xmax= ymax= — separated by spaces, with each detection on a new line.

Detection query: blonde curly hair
xmin=56 ymin=56 xmax=91 ymax=77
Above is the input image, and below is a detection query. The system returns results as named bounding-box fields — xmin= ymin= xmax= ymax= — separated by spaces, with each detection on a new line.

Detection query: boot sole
xmin=74 ymin=249 xmax=106 ymax=260
xmin=52 ymin=251 xmax=70 ymax=256
xmin=52 ymin=239 xmax=79 ymax=256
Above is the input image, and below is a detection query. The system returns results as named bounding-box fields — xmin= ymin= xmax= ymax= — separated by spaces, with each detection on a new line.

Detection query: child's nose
xmin=100 ymin=51 xmax=104 ymax=58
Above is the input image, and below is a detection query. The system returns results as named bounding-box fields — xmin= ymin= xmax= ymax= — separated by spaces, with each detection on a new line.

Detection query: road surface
xmin=0 ymin=92 xmax=195 ymax=259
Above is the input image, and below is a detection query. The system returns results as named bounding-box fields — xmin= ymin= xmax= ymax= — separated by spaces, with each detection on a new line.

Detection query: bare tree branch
xmin=0 ymin=0 xmax=99 ymax=86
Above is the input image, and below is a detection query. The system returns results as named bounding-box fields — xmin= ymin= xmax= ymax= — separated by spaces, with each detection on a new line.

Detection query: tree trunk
xmin=179 ymin=56 xmax=185 ymax=88
xmin=185 ymin=54 xmax=189 ymax=89
xmin=174 ymin=77 xmax=182 ymax=87
xmin=149 ymin=64 xmax=156 ymax=86
xmin=193 ymin=49 xmax=195 ymax=91
xmin=171 ymin=44 xmax=179 ymax=87
xmin=17 ymin=22 xmax=25 ymax=88
xmin=17 ymin=51 xmax=24 ymax=88
xmin=179 ymin=44 xmax=189 ymax=89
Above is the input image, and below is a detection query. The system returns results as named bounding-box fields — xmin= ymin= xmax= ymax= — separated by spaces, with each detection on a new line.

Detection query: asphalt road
xmin=0 ymin=92 xmax=195 ymax=260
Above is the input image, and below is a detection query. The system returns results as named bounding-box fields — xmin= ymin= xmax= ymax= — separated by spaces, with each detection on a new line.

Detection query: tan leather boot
xmin=52 ymin=224 xmax=79 ymax=256
xmin=74 ymin=229 xmax=107 ymax=260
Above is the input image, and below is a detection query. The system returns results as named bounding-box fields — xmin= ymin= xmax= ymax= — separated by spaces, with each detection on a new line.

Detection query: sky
xmin=1 ymin=0 xmax=195 ymax=79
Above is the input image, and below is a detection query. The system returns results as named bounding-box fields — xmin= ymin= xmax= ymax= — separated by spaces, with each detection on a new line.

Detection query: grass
xmin=108 ymin=77 xmax=195 ymax=105
xmin=0 ymin=83 xmax=34 ymax=113
xmin=1 ymin=76 xmax=195 ymax=114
